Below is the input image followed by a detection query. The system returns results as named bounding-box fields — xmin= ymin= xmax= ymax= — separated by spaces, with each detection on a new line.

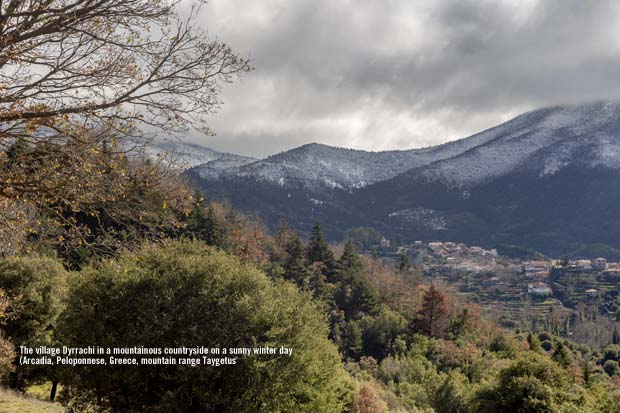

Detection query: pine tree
xmin=348 ymin=276 xmax=378 ymax=317
xmin=306 ymin=223 xmax=337 ymax=278
xmin=335 ymin=240 xmax=377 ymax=318
xmin=185 ymin=193 xmax=222 ymax=247
xmin=339 ymin=240 xmax=363 ymax=274
xmin=186 ymin=192 xmax=209 ymax=238
xmin=284 ymin=234 xmax=311 ymax=287
xmin=343 ymin=321 xmax=363 ymax=360
xmin=204 ymin=205 xmax=222 ymax=247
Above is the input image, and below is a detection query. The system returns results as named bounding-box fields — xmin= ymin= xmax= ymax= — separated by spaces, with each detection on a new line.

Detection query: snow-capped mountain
xmin=137 ymin=102 xmax=620 ymax=191
xmin=404 ymin=102 xmax=620 ymax=187
xmin=184 ymin=101 xmax=620 ymax=258
xmin=185 ymin=103 xmax=620 ymax=192
xmin=125 ymin=139 xmax=257 ymax=174
xmin=190 ymin=132 xmax=517 ymax=191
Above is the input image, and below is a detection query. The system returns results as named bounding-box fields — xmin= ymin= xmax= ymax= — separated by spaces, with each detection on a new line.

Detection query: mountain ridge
xmin=177 ymin=101 xmax=620 ymax=257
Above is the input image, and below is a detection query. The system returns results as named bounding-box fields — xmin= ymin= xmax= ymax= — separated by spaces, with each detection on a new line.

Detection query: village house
xmin=592 ymin=257 xmax=607 ymax=270
xmin=523 ymin=260 xmax=550 ymax=274
xmin=576 ymin=259 xmax=593 ymax=271
xmin=528 ymin=271 xmax=549 ymax=279
xmin=455 ymin=261 xmax=480 ymax=272
xmin=528 ymin=282 xmax=552 ymax=297
xmin=428 ymin=242 xmax=443 ymax=252
xmin=602 ymin=268 xmax=620 ymax=278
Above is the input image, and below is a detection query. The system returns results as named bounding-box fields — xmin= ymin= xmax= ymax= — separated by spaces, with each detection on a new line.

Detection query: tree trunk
xmin=50 ymin=381 xmax=58 ymax=401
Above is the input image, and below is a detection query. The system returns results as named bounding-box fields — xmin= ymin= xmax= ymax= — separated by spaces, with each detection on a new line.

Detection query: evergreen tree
xmin=185 ymin=193 xmax=222 ymax=247
xmin=613 ymin=328 xmax=620 ymax=345
xmin=58 ymin=240 xmax=353 ymax=413
xmin=582 ymin=360 xmax=593 ymax=388
xmin=527 ymin=332 xmax=542 ymax=352
xmin=307 ymin=262 xmax=333 ymax=302
xmin=186 ymin=192 xmax=208 ymax=238
xmin=339 ymin=240 xmax=363 ymax=274
xmin=552 ymin=341 xmax=571 ymax=368
xmin=398 ymin=251 xmax=410 ymax=273
xmin=343 ymin=321 xmax=363 ymax=360
xmin=306 ymin=223 xmax=337 ymax=278
xmin=283 ymin=234 xmax=311 ymax=288
xmin=473 ymin=353 xmax=574 ymax=412
xmin=335 ymin=241 xmax=378 ymax=318
xmin=0 ymin=256 xmax=68 ymax=393
xmin=204 ymin=205 xmax=222 ymax=247
xmin=347 ymin=276 xmax=379 ymax=318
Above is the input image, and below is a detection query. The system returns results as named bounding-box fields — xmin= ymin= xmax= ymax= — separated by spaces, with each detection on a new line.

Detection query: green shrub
xmin=541 ymin=340 xmax=553 ymax=351
xmin=604 ymin=360 xmax=620 ymax=377
xmin=0 ymin=256 xmax=68 ymax=389
xmin=57 ymin=240 xmax=353 ymax=413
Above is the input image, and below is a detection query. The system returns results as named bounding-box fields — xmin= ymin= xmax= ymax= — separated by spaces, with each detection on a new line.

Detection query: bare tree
xmin=0 ymin=1 xmax=249 ymax=252
xmin=0 ymin=0 xmax=250 ymax=140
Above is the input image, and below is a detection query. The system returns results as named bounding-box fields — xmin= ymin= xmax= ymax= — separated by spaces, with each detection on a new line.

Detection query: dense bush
xmin=57 ymin=240 xmax=353 ymax=413
xmin=0 ymin=256 xmax=68 ymax=389
xmin=473 ymin=352 xmax=591 ymax=412
xmin=0 ymin=256 xmax=67 ymax=347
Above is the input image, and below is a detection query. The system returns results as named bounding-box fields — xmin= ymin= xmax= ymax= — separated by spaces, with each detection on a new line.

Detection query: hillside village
xmin=388 ymin=240 xmax=620 ymax=334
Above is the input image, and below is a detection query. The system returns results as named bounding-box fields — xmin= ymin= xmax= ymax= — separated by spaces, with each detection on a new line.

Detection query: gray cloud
xmin=184 ymin=0 xmax=620 ymax=157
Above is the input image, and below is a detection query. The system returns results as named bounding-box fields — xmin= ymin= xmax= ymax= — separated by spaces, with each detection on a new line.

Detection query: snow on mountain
xmin=194 ymin=154 xmax=258 ymax=180
xmin=203 ymin=133 xmax=516 ymax=191
xmin=199 ymin=103 xmax=620 ymax=191
xmin=122 ymin=139 xmax=257 ymax=175
xmin=145 ymin=141 xmax=257 ymax=170
xmin=135 ymin=101 xmax=620 ymax=193
xmin=183 ymin=101 xmax=620 ymax=257
xmin=408 ymin=102 xmax=620 ymax=187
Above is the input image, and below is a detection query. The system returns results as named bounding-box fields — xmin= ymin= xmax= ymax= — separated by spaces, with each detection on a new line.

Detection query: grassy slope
xmin=0 ymin=388 xmax=62 ymax=413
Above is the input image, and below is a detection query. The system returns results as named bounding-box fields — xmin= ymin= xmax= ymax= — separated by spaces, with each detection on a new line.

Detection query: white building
xmin=528 ymin=283 xmax=552 ymax=296
xmin=576 ymin=259 xmax=592 ymax=271
xmin=523 ymin=261 xmax=550 ymax=273
xmin=592 ymin=257 xmax=607 ymax=270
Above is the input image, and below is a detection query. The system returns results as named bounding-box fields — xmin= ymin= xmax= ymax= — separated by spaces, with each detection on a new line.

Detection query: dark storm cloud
xmin=186 ymin=0 xmax=620 ymax=157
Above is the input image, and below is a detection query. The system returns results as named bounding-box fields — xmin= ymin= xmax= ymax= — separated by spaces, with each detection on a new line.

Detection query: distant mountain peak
xmin=185 ymin=101 xmax=620 ymax=257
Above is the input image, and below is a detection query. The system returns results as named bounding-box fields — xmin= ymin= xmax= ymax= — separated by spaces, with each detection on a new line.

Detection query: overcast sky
xmin=186 ymin=0 xmax=620 ymax=157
